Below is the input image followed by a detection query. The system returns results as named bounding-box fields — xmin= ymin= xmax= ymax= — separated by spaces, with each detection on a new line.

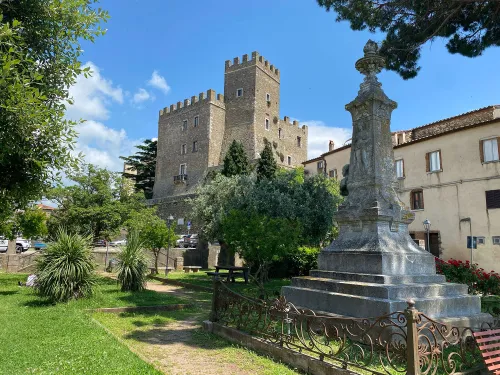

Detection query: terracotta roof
xmin=37 ymin=203 xmax=55 ymax=210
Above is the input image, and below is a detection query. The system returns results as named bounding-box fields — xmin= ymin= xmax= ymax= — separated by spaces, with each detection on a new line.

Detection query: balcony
xmin=174 ymin=174 xmax=188 ymax=184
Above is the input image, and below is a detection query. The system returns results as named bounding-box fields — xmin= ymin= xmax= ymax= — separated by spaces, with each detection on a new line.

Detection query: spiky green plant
xmin=36 ymin=229 xmax=97 ymax=303
xmin=116 ymin=230 xmax=148 ymax=292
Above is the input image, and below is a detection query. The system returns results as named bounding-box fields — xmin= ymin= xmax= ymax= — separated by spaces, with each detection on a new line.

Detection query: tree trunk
xmin=7 ymin=240 xmax=16 ymax=255
xmin=154 ymin=252 xmax=159 ymax=274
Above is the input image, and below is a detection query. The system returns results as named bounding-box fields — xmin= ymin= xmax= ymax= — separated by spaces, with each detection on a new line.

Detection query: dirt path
xmin=105 ymin=282 xmax=294 ymax=375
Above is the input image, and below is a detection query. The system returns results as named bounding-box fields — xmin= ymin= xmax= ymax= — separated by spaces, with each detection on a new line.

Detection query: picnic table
xmin=206 ymin=265 xmax=249 ymax=283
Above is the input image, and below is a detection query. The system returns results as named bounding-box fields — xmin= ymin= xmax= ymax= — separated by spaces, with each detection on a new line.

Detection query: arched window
xmin=410 ymin=189 xmax=424 ymax=210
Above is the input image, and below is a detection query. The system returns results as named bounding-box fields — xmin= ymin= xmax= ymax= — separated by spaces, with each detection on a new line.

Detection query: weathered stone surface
xmin=283 ymin=41 xmax=489 ymax=327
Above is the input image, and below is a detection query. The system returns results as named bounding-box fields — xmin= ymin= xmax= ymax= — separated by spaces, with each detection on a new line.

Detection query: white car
xmin=110 ymin=239 xmax=127 ymax=247
xmin=16 ymin=238 xmax=31 ymax=253
xmin=0 ymin=237 xmax=7 ymax=253
xmin=176 ymin=235 xmax=187 ymax=248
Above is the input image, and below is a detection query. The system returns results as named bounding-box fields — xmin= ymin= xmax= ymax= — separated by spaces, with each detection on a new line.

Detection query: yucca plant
xmin=36 ymin=229 xmax=97 ymax=303
xmin=116 ymin=230 xmax=148 ymax=292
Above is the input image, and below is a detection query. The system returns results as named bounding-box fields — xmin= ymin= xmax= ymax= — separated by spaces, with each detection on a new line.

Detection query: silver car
xmin=0 ymin=237 xmax=7 ymax=253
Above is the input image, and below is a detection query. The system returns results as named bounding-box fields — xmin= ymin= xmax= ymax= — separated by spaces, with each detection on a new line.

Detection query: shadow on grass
xmin=23 ymin=298 xmax=55 ymax=308
xmin=0 ymin=290 xmax=19 ymax=296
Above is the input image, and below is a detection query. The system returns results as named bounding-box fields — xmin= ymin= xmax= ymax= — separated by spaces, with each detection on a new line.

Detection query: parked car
xmin=16 ymin=238 xmax=31 ymax=253
xmin=182 ymin=234 xmax=192 ymax=248
xmin=93 ymin=239 xmax=106 ymax=247
xmin=176 ymin=235 xmax=187 ymax=248
xmin=33 ymin=240 xmax=47 ymax=251
xmin=0 ymin=237 xmax=7 ymax=253
xmin=188 ymin=234 xmax=198 ymax=248
xmin=109 ymin=239 xmax=127 ymax=247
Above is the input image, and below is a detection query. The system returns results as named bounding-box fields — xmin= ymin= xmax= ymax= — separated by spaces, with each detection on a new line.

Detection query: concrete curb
xmin=203 ymin=320 xmax=358 ymax=375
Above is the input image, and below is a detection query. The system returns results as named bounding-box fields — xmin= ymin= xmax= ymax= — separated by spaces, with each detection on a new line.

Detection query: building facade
xmin=152 ymin=52 xmax=308 ymax=228
xmin=304 ymin=105 xmax=500 ymax=270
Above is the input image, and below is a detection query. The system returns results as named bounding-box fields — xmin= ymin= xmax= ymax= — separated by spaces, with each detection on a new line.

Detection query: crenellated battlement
xmin=159 ymin=89 xmax=225 ymax=117
xmin=279 ymin=116 xmax=308 ymax=131
xmin=225 ymin=51 xmax=280 ymax=79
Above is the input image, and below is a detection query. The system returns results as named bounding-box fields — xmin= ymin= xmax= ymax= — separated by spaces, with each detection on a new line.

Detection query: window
xmin=411 ymin=189 xmax=424 ymax=210
xmin=486 ymin=189 xmax=500 ymax=209
xmin=297 ymin=136 xmax=302 ymax=148
xmin=426 ymin=150 xmax=441 ymax=172
xmin=194 ymin=116 xmax=199 ymax=127
xmin=329 ymin=169 xmax=338 ymax=179
xmin=179 ymin=164 xmax=187 ymax=175
xmin=493 ymin=236 xmax=500 ymax=245
xmin=287 ymin=156 xmax=292 ymax=166
xmin=481 ymin=138 xmax=500 ymax=163
xmin=278 ymin=128 xmax=282 ymax=139
xmin=265 ymin=118 xmax=270 ymax=130
xmin=477 ymin=237 xmax=486 ymax=245
xmin=182 ymin=120 xmax=187 ymax=131
xmin=192 ymin=141 xmax=198 ymax=152
xmin=266 ymin=93 xmax=271 ymax=102
xmin=317 ymin=161 xmax=324 ymax=169
xmin=181 ymin=144 xmax=187 ymax=155
xmin=236 ymin=88 xmax=243 ymax=97
xmin=395 ymin=159 xmax=404 ymax=179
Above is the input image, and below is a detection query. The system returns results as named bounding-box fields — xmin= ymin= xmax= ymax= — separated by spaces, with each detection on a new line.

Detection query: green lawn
xmin=0 ymin=273 xmax=184 ymax=375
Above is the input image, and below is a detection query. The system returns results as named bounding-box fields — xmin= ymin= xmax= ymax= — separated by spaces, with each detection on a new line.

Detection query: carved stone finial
xmin=355 ymin=40 xmax=385 ymax=79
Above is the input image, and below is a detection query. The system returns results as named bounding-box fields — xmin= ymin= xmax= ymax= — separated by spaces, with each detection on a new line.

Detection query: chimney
xmin=329 ymin=140 xmax=335 ymax=151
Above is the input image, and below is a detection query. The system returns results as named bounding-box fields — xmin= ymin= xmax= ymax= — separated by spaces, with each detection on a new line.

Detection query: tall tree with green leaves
xmin=120 ymin=139 xmax=157 ymax=199
xmin=256 ymin=142 xmax=277 ymax=181
xmin=317 ymin=0 xmax=500 ymax=79
xmin=221 ymin=140 xmax=250 ymax=177
xmin=47 ymin=164 xmax=144 ymax=242
xmin=0 ymin=0 xmax=108 ymax=221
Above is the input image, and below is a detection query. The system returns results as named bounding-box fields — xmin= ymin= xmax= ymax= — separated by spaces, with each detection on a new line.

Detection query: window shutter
xmin=497 ymin=137 xmax=500 ymax=159
xmin=403 ymin=159 xmax=406 ymax=177
xmin=425 ymin=153 xmax=430 ymax=172
xmin=479 ymin=140 xmax=485 ymax=163
xmin=439 ymin=150 xmax=443 ymax=171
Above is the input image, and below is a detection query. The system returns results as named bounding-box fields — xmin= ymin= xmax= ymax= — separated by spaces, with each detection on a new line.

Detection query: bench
xmin=206 ymin=271 xmax=244 ymax=283
xmin=183 ymin=266 xmax=202 ymax=273
xmin=473 ymin=328 xmax=500 ymax=374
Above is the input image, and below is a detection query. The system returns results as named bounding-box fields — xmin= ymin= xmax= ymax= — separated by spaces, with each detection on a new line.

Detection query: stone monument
xmin=283 ymin=41 xmax=490 ymax=326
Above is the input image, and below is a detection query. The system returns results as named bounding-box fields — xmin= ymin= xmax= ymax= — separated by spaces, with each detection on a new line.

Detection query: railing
xmin=173 ymin=174 xmax=188 ymax=184
xmin=210 ymin=280 xmax=487 ymax=375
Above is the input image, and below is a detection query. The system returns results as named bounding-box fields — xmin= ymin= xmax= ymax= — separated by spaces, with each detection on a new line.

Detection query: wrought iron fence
xmin=210 ymin=280 xmax=486 ymax=375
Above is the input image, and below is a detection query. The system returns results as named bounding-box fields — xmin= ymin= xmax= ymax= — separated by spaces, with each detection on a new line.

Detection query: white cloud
xmin=66 ymin=62 xmax=123 ymax=121
xmin=75 ymin=120 xmax=141 ymax=172
xmin=132 ymin=88 xmax=152 ymax=104
xmin=302 ymin=120 xmax=352 ymax=159
xmin=148 ymin=70 xmax=171 ymax=94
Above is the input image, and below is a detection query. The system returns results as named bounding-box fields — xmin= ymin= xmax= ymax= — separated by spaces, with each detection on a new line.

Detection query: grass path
xmin=93 ymin=281 xmax=301 ymax=375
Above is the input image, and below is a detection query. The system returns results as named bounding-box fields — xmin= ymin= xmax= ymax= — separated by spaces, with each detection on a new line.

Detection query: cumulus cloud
xmin=64 ymin=62 xmax=142 ymax=171
xmin=66 ymin=62 xmax=123 ymax=121
xmin=302 ymin=120 xmax=352 ymax=159
xmin=132 ymin=88 xmax=153 ymax=104
xmin=148 ymin=70 xmax=171 ymax=94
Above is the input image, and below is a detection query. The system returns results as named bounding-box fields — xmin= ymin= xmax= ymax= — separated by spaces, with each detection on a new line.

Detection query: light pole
xmin=165 ymin=215 xmax=174 ymax=276
xmin=423 ymin=219 xmax=431 ymax=253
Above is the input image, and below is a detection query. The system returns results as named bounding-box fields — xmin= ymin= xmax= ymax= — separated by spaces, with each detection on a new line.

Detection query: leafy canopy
xmin=120 ymin=139 xmax=157 ymax=199
xmin=317 ymin=0 xmax=500 ymax=79
xmin=47 ymin=164 xmax=145 ymax=241
xmin=222 ymin=140 xmax=250 ymax=177
xmin=0 ymin=0 xmax=108 ymax=219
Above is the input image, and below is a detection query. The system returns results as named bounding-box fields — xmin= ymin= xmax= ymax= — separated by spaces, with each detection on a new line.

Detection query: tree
xmin=120 ymin=139 xmax=157 ymax=199
xmin=0 ymin=206 xmax=48 ymax=241
xmin=222 ymin=209 xmax=301 ymax=292
xmin=317 ymin=0 xmax=500 ymax=79
xmin=47 ymin=164 xmax=144 ymax=242
xmin=222 ymin=140 xmax=250 ymax=177
xmin=256 ymin=142 xmax=277 ymax=181
xmin=126 ymin=208 xmax=176 ymax=274
xmin=0 ymin=1 xmax=108 ymax=221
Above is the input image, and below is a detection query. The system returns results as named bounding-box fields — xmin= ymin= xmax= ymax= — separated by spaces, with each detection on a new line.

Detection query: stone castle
xmin=152 ymin=52 xmax=308 ymax=225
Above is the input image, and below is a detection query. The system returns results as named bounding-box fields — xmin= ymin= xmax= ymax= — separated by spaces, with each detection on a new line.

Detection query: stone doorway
xmin=410 ymin=231 xmax=440 ymax=257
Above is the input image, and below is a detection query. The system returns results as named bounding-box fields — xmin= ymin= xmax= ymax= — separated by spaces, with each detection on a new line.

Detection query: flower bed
xmin=435 ymin=257 xmax=500 ymax=295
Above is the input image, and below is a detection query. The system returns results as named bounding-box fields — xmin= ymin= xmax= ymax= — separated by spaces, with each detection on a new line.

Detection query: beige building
xmin=305 ymin=105 xmax=500 ymax=270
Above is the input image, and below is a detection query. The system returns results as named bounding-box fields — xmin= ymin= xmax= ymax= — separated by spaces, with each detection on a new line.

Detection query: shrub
xmin=436 ymin=257 xmax=500 ymax=295
xmin=36 ymin=229 xmax=96 ymax=302
xmin=116 ymin=230 xmax=148 ymax=292
xmin=269 ymin=246 xmax=320 ymax=278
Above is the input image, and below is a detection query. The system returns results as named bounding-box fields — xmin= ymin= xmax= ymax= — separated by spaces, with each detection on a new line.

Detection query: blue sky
xmin=69 ymin=0 xmax=500 ymax=171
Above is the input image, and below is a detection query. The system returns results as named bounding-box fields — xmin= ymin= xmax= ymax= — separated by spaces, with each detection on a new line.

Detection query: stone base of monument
xmin=282 ymin=251 xmax=492 ymax=328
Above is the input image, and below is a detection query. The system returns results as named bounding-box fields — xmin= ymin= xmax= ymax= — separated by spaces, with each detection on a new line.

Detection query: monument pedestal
xmin=282 ymin=40 xmax=491 ymax=328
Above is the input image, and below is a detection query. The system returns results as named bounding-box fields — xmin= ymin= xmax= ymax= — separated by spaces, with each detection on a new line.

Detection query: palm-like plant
xmin=36 ymin=229 xmax=97 ymax=302
xmin=116 ymin=230 xmax=148 ymax=292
